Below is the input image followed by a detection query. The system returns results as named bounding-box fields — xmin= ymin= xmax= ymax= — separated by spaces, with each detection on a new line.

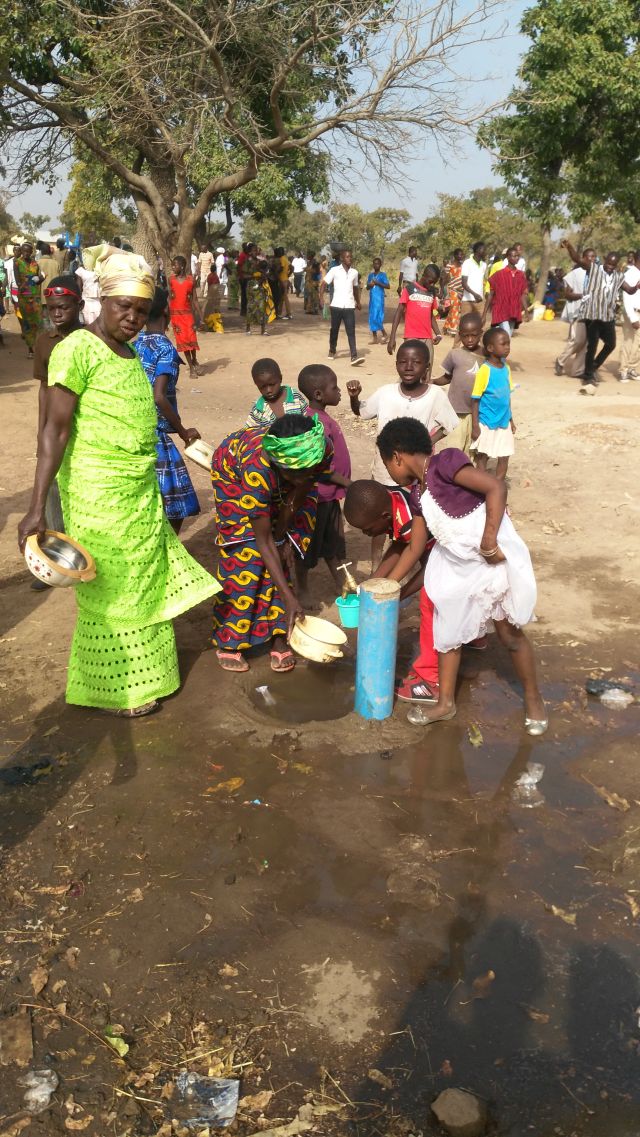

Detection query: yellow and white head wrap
xmin=83 ymin=243 xmax=155 ymax=300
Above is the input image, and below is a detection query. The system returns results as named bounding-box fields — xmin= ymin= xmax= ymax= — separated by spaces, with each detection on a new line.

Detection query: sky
xmin=4 ymin=1 xmax=528 ymax=235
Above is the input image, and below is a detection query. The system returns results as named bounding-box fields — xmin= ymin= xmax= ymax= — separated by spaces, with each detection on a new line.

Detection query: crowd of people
xmin=11 ymin=226 xmax=640 ymax=731
xmin=5 ymin=233 xmax=640 ymax=391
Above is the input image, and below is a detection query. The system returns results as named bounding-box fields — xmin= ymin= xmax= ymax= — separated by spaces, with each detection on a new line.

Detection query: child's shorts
xmin=304 ymin=500 xmax=346 ymax=569
xmin=470 ymin=423 xmax=514 ymax=458
xmin=442 ymin=413 xmax=473 ymax=454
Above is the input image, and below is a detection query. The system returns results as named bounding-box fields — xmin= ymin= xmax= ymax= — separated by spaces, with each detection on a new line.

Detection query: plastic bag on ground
xmin=512 ymin=762 xmax=546 ymax=808
xmin=174 ymin=1072 xmax=239 ymax=1129
xmin=18 ymin=1068 xmax=59 ymax=1113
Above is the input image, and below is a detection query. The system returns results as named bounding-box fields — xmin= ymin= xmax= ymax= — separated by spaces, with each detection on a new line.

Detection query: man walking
xmin=482 ymin=246 xmax=529 ymax=336
xmin=460 ymin=242 xmax=487 ymax=322
xmin=292 ymin=251 xmax=306 ymax=297
xmin=555 ymin=248 xmax=593 ymax=378
xmin=563 ymin=240 xmax=640 ymax=395
xmin=198 ymin=244 xmax=214 ymax=297
xmin=620 ymin=250 xmax=640 ymax=382
xmin=320 ymin=249 xmax=364 ymax=365
xmin=398 ymin=245 xmax=419 ymax=295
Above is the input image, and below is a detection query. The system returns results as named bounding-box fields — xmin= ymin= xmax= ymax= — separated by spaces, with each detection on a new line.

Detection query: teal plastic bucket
xmin=336 ymin=594 xmax=360 ymax=628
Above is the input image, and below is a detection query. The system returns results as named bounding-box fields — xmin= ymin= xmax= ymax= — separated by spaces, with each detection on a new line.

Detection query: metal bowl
xmin=25 ymin=530 xmax=96 ymax=588
xmin=40 ymin=535 xmax=89 ymax=572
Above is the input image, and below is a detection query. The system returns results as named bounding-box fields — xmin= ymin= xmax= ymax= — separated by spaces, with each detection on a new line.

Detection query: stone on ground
xmin=431 ymin=1088 xmax=487 ymax=1137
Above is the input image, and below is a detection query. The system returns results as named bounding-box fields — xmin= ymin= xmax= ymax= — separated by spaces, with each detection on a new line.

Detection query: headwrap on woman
xmin=82 ymin=243 xmax=155 ymax=300
xmin=261 ymin=413 xmax=327 ymax=469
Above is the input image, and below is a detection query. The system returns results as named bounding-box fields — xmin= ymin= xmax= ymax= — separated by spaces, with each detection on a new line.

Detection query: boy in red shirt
xmin=344 ymin=480 xmax=439 ymax=702
xmin=387 ymin=263 xmax=443 ymax=368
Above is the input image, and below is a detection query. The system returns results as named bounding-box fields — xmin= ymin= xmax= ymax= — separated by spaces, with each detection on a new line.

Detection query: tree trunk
xmin=535 ymin=221 xmax=552 ymax=305
xmin=130 ymin=213 xmax=159 ymax=267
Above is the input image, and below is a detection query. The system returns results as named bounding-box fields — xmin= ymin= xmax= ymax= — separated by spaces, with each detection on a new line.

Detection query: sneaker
xmin=619 ymin=372 xmax=630 ymax=383
xmin=350 ymin=355 xmax=365 ymax=366
xmin=328 ymin=351 xmax=336 ymax=359
xmin=579 ymin=383 xmax=597 ymax=396
xmin=395 ymin=677 xmax=440 ymax=703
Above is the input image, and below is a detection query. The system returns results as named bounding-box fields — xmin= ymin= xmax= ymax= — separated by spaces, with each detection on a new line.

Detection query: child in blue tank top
xmin=470 ymin=326 xmax=515 ymax=479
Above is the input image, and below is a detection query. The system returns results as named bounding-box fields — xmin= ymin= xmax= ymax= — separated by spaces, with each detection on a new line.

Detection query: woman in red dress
xmin=169 ymin=256 xmax=202 ymax=376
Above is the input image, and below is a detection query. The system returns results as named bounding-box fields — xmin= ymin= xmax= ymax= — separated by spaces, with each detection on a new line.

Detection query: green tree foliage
xmin=59 ymin=159 xmax=134 ymax=243
xmin=18 ymin=211 xmax=50 ymax=238
xmin=0 ymin=0 xmax=505 ymax=261
xmin=327 ymin=205 xmax=412 ymax=266
xmin=0 ymin=194 xmax=16 ymax=246
xmin=242 ymin=209 xmax=332 ymax=257
xmin=404 ymin=188 xmax=543 ymax=266
xmin=567 ymin=206 xmax=640 ymax=259
xmin=479 ymin=0 xmax=640 ymax=299
xmin=243 ymin=204 xmax=412 ymax=266
xmin=242 ymin=190 xmax=544 ymax=272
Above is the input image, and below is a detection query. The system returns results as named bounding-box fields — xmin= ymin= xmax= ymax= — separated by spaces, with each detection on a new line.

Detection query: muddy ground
xmin=1 ymin=301 xmax=640 ymax=1136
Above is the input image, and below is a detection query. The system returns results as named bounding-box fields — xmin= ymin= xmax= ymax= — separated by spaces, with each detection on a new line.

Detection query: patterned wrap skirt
xmin=212 ymin=541 xmax=290 ymax=651
xmin=156 ymin=430 xmax=200 ymax=520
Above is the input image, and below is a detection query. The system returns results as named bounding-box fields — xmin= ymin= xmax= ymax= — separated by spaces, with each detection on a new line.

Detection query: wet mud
xmin=1 ymin=628 xmax=640 ymax=1135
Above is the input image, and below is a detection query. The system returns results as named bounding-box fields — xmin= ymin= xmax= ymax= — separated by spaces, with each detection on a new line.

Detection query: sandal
xmin=270 ymin=649 xmax=295 ymax=673
xmin=106 ymin=700 xmax=159 ymax=718
xmin=216 ymin=650 xmax=249 ymax=673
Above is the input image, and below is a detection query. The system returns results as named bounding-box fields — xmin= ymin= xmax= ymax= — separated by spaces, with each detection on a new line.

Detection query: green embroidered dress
xmin=48 ymin=329 xmax=219 ymax=710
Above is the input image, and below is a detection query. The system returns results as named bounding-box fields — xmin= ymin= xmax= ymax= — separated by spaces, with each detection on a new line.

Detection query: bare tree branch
xmin=0 ymin=0 xmax=507 ymax=256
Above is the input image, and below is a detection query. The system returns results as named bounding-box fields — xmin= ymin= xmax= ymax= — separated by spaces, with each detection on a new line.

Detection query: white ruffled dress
xmin=421 ymin=450 xmax=537 ymax=653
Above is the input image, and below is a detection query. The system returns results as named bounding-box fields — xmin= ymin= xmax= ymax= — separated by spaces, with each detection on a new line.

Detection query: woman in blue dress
xmin=366 ymin=257 xmax=390 ymax=343
xmin=134 ymin=287 xmax=201 ymax=534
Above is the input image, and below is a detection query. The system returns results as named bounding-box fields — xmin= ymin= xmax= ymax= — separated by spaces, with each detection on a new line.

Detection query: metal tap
xmin=337 ymin=561 xmax=358 ymax=598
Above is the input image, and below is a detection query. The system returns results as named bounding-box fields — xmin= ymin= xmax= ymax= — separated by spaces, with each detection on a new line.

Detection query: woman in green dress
xmin=18 ymin=245 xmax=220 ymax=717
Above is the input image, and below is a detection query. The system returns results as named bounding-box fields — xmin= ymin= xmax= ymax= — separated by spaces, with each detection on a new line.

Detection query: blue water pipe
xmin=355 ymin=578 xmax=400 ymax=720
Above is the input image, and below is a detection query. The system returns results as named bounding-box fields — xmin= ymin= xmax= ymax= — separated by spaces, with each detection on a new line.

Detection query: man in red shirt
xmin=387 ymin=263 xmax=443 ymax=367
xmin=483 ymin=245 xmax=529 ymax=336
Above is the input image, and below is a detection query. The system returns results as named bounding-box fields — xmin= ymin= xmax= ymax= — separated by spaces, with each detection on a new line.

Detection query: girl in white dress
xmin=376 ymin=416 xmax=547 ymax=734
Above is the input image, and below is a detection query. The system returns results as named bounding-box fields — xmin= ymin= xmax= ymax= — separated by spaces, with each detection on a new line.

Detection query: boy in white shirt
xmin=292 ymin=253 xmax=306 ymax=296
xmin=398 ymin=245 xmax=419 ymax=294
xmin=319 ymin=249 xmax=364 ymax=365
xmin=460 ymin=242 xmax=487 ymax=327
xmin=347 ymin=339 xmax=459 ymax=562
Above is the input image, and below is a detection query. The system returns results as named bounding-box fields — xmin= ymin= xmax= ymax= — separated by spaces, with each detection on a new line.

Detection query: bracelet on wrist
xmin=274 ymin=538 xmax=286 ymax=547
xmin=480 ymin=545 xmax=499 ymax=557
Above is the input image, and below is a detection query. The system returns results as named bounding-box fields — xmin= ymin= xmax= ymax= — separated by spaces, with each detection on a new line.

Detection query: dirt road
xmin=1 ymin=303 xmax=640 ymax=1135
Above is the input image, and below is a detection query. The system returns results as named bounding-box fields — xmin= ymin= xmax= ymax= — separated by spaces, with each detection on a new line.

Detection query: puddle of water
xmin=1 ymin=643 xmax=639 ymax=1133
xmin=247 ymin=657 xmax=355 ymax=721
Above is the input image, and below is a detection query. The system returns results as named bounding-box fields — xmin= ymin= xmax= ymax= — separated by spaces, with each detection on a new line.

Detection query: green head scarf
xmin=262 ymin=414 xmax=326 ymax=470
